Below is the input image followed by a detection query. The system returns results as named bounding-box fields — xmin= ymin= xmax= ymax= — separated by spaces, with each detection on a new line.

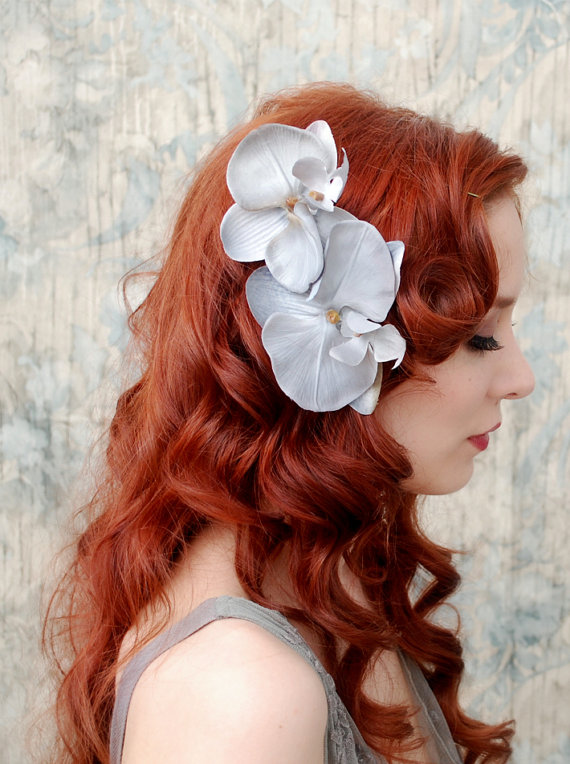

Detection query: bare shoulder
xmin=121 ymin=617 xmax=328 ymax=763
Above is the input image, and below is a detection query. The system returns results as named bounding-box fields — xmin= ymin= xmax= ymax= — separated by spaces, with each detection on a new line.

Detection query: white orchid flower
xmin=220 ymin=121 xmax=349 ymax=294
xmin=246 ymin=220 xmax=406 ymax=412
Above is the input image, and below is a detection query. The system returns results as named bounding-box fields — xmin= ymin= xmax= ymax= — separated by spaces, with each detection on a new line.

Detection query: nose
xmin=500 ymin=338 xmax=535 ymax=400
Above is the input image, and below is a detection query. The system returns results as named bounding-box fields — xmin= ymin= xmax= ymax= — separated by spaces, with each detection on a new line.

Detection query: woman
xmin=46 ymin=83 xmax=534 ymax=763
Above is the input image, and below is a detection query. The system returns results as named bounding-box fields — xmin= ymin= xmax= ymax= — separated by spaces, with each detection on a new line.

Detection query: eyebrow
xmin=494 ymin=296 xmax=517 ymax=309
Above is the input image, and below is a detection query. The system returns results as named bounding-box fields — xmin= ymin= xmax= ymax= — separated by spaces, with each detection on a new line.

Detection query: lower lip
xmin=468 ymin=433 xmax=490 ymax=451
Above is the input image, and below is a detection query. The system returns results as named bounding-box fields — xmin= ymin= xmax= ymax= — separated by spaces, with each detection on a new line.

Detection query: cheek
xmin=376 ymin=386 xmax=443 ymax=463
xmin=429 ymin=360 xmax=488 ymax=419
xmin=398 ymin=418 xmax=479 ymax=495
xmin=375 ymin=390 xmax=422 ymax=448
xmin=376 ymin=369 xmax=484 ymax=496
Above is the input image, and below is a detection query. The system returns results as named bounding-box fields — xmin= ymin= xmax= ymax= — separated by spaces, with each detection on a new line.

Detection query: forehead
xmin=485 ymin=195 xmax=526 ymax=300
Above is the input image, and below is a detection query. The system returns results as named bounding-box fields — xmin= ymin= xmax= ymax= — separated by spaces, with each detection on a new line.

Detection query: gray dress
xmin=110 ymin=596 xmax=464 ymax=763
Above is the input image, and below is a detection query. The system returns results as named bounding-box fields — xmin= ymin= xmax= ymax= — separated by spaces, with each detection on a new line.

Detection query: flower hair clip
xmin=221 ymin=120 xmax=406 ymax=414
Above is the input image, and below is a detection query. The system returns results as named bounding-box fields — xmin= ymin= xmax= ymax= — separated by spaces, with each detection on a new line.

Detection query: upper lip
xmin=470 ymin=422 xmax=501 ymax=438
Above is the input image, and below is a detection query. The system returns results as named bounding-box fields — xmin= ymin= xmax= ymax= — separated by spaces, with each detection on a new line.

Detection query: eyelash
xmin=468 ymin=334 xmax=503 ymax=352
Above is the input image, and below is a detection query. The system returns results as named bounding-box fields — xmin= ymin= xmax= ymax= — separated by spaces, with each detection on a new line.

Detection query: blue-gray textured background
xmin=0 ymin=1 xmax=569 ymax=761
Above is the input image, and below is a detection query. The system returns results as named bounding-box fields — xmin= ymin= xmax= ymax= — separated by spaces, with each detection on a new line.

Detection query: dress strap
xmin=109 ymin=595 xmax=353 ymax=763
xmin=110 ymin=597 xmax=217 ymax=763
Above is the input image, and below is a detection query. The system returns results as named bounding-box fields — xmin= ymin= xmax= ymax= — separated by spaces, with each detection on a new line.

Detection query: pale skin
xmin=119 ymin=195 xmax=534 ymax=763
xmin=377 ymin=195 xmax=535 ymax=495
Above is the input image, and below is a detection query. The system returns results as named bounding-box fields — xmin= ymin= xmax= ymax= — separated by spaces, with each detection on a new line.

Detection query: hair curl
xmin=45 ymin=83 xmax=527 ymax=763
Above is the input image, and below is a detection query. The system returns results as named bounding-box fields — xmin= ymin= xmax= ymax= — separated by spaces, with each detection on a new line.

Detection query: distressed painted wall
xmin=0 ymin=1 xmax=569 ymax=761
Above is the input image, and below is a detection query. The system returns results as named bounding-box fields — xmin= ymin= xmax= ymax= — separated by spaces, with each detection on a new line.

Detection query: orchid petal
xmin=293 ymin=157 xmax=342 ymax=212
xmin=314 ymin=207 xmax=357 ymax=246
xmin=387 ymin=240 xmax=405 ymax=292
xmin=326 ymin=176 xmax=344 ymax=205
xmin=220 ymin=204 xmax=289 ymax=262
xmin=308 ymin=277 xmax=321 ymax=301
xmin=349 ymin=365 xmax=383 ymax=415
xmin=226 ymin=124 xmax=331 ymax=210
xmin=305 ymin=120 xmax=337 ymax=171
xmin=329 ymin=335 xmax=370 ymax=366
xmin=332 ymin=149 xmax=349 ymax=190
xmin=262 ymin=313 xmax=376 ymax=411
xmin=370 ymin=324 xmax=406 ymax=368
xmin=245 ymin=267 xmax=318 ymax=326
xmin=292 ymin=157 xmax=330 ymax=193
xmin=343 ymin=309 xmax=380 ymax=335
xmin=265 ymin=204 xmax=323 ymax=293
xmin=314 ymin=221 xmax=397 ymax=321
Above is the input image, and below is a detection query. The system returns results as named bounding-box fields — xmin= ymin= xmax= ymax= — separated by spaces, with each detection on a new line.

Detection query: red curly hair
xmin=45 ymin=83 xmax=527 ymax=763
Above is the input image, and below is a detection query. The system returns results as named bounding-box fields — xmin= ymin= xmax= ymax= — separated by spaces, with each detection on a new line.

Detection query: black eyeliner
xmin=468 ymin=334 xmax=503 ymax=352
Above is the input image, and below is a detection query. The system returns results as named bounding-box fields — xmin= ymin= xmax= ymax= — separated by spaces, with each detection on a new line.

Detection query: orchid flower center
xmin=326 ymin=309 xmax=341 ymax=324
xmin=286 ymin=196 xmax=299 ymax=212
xmin=308 ymin=190 xmax=325 ymax=202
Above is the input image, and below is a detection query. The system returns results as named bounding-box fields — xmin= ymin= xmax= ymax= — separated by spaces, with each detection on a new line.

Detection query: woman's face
xmin=376 ymin=195 xmax=535 ymax=495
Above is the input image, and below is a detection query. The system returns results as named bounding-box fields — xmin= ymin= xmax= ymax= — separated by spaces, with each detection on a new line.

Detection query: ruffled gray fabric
xmin=110 ymin=596 xmax=463 ymax=764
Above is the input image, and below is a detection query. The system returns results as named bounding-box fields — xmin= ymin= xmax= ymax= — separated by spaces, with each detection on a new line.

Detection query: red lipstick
xmin=468 ymin=433 xmax=490 ymax=451
xmin=468 ymin=422 xmax=501 ymax=452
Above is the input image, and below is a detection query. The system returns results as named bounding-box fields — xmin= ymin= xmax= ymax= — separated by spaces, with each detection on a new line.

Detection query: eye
xmin=468 ymin=334 xmax=503 ymax=352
